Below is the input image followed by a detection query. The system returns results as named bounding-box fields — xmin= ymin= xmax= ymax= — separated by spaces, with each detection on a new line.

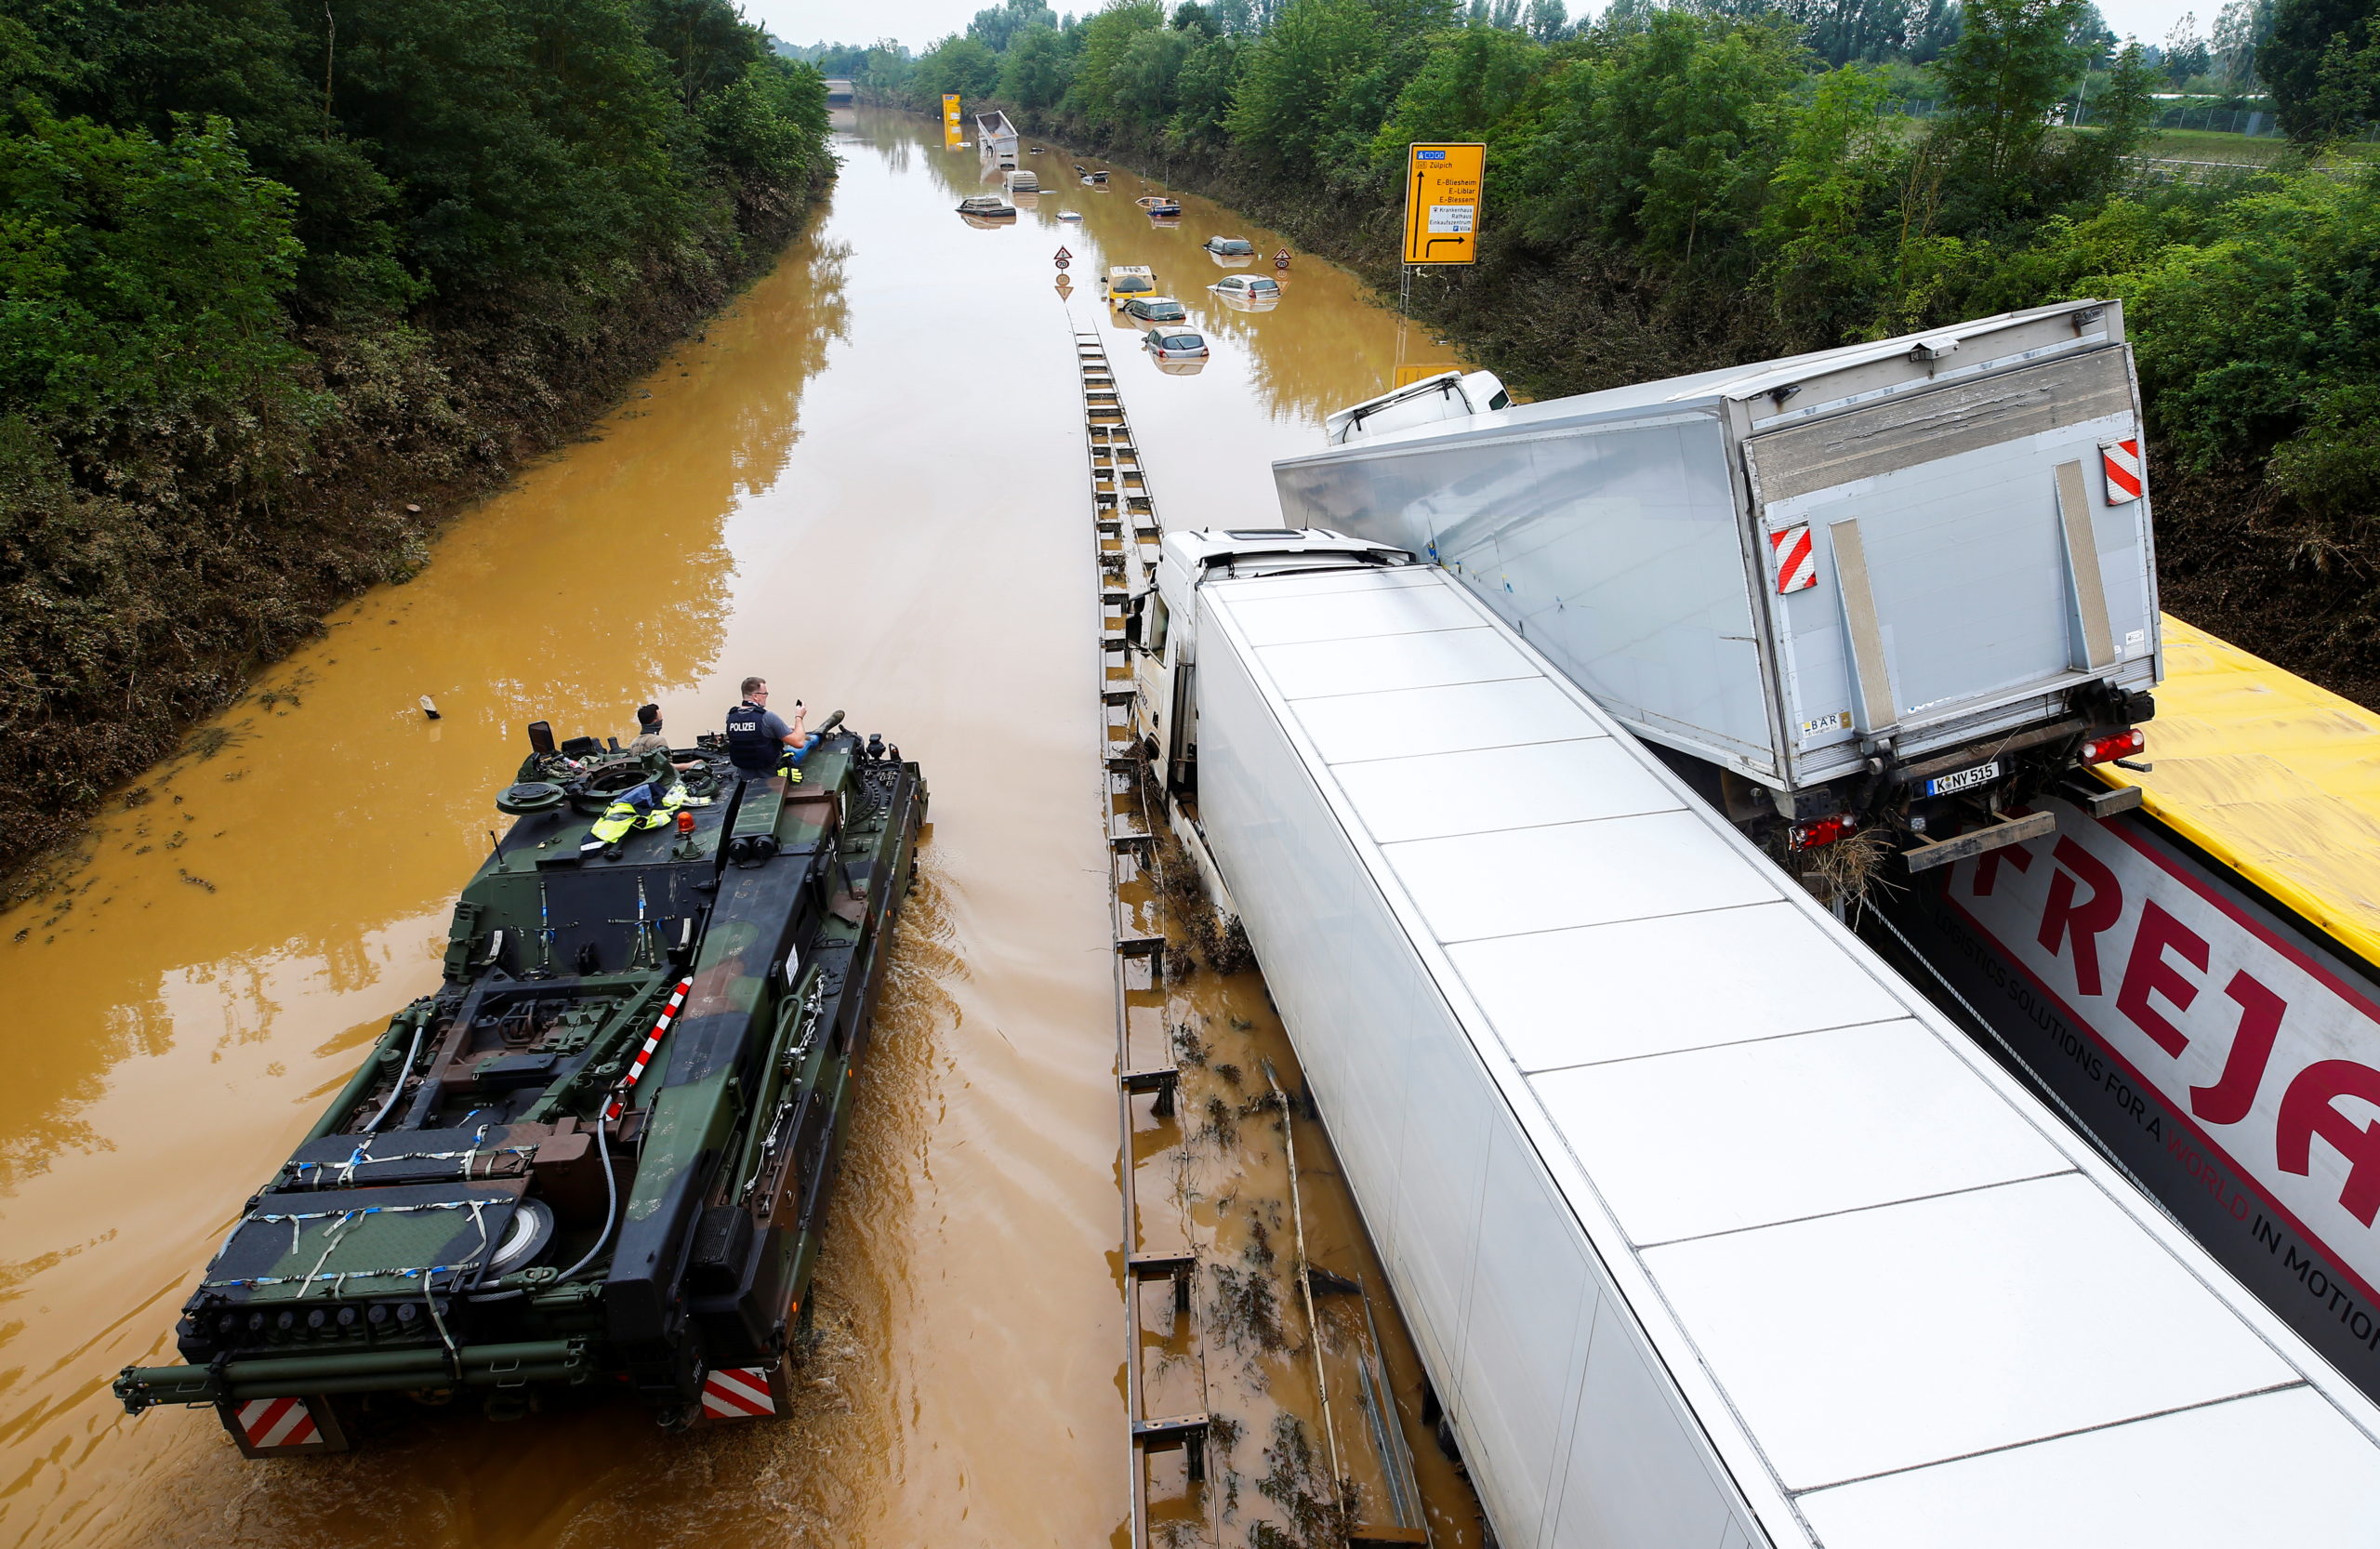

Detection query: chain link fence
xmin=1877 ymin=98 xmax=2379 ymax=143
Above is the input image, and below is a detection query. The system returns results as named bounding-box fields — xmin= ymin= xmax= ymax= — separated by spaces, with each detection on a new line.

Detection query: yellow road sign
xmin=1401 ymin=143 xmax=1484 ymax=265
xmin=942 ymin=94 xmax=965 ymax=148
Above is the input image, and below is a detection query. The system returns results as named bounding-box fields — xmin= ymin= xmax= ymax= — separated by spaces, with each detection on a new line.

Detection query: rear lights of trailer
xmin=1790 ymin=814 xmax=1859 ymax=851
xmin=2079 ymin=729 xmax=2146 ymax=766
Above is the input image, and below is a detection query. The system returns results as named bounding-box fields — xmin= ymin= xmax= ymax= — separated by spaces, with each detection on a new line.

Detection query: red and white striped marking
xmin=607 ymin=976 xmax=694 ymax=1120
xmin=2101 ymin=438 xmax=2143 ymax=503
xmin=234 ymin=1397 xmax=320 ymax=1450
xmin=1770 ymin=523 xmax=1816 ymax=594
xmin=700 ymin=1366 xmax=777 ymax=1419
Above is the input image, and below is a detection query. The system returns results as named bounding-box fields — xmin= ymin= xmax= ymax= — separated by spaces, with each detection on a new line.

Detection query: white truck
xmin=1323 ymin=369 xmax=1512 ymax=443
xmin=975 ymin=110 xmax=1019 ymax=165
xmin=1130 ymin=526 xmax=2380 ymax=1549
xmin=1274 ymin=302 xmax=2160 ymax=872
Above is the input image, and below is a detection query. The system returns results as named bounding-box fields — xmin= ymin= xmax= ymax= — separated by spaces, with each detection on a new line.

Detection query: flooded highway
xmin=0 ymin=109 xmax=1474 ymax=1548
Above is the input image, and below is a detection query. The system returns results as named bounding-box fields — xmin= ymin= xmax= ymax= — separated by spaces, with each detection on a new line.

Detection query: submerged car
xmin=1202 ymin=236 xmax=1254 ymax=256
xmin=113 ymin=717 xmax=928 ymax=1454
xmin=1136 ymin=195 xmax=1183 ymax=218
xmin=1144 ymin=327 xmax=1209 ymax=359
xmin=1104 ymin=265 xmax=1157 ymax=308
xmin=1210 ymin=275 xmax=1281 ymax=301
xmin=1123 ymin=296 xmax=1188 ymax=324
xmin=956 ymin=195 xmax=1014 ymax=218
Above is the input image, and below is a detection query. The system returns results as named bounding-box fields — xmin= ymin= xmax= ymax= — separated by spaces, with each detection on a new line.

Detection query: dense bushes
xmin=0 ymin=0 xmax=831 ymax=885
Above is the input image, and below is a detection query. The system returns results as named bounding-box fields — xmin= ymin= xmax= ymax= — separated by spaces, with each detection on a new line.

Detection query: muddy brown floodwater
xmin=0 ymin=111 xmax=1476 ymax=1548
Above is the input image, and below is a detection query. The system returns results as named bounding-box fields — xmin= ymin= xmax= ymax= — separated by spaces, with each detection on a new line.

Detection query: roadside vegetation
xmin=0 ymin=1 xmax=832 ymax=889
xmin=817 ymin=0 xmax=2380 ymax=705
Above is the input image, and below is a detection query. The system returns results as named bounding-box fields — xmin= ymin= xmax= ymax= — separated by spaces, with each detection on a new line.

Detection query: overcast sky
xmin=749 ymin=0 xmax=2214 ymax=56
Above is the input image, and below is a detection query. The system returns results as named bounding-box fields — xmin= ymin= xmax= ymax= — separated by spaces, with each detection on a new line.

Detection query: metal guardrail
xmin=1073 ymin=317 xmax=1434 ymax=1548
xmin=1077 ymin=328 xmax=1214 ymax=1545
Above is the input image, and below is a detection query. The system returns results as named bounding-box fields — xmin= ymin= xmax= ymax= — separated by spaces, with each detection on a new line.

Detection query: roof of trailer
xmin=1278 ymin=301 xmax=2111 ymax=466
xmin=1198 ymin=563 xmax=2380 ymax=1549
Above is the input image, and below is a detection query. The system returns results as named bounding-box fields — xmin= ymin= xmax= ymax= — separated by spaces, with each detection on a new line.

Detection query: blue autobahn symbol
xmin=1415 ymin=149 xmax=1446 ymax=161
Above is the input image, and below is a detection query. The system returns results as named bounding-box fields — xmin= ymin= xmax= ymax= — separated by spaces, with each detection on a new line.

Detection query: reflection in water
xmin=0 ymin=109 xmax=1474 ymax=1549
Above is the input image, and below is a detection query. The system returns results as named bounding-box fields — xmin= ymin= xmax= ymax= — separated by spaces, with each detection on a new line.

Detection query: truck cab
xmin=1324 ymin=369 xmax=1511 ymax=444
xmin=1134 ymin=529 xmax=1413 ymax=803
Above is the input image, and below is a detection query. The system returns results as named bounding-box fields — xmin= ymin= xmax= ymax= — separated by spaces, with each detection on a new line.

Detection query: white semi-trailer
xmin=1274 ymin=302 xmax=2159 ymax=874
xmin=1130 ymin=528 xmax=2380 ymax=1548
xmin=975 ymin=110 xmax=1020 ymax=165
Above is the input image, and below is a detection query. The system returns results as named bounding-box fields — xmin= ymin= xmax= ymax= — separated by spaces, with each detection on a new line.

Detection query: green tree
xmin=2110 ymin=173 xmax=2380 ymax=520
xmin=1514 ymin=12 xmax=1805 ymax=258
xmin=0 ymin=108 xmax=312 ymax=441
xmin=1000 ymin=25 xmax=1077 ymax=108
xmin=640 ymin=0 xmax=774 ymax=107
xmin=1370 ymin=24 xmax=1546 ymax=156
xmin=703 ymin=59 xmax=831 ymax=193
xmin=1069 ymin=1 xmax=1168 ymax=127
xmin=1929 ymin=0 xmax=2091 ymax=197
xmin=2061 ymin=40 xmax=2161 ymax=195
xmin=1755 ymin=63 xmax=1900 ymax=328
xmin=1171 ymin=35 xmax=1245 ymax=138
xmin=1226 ymin=0 xmax=1395 ymax=167
xmin=914 ymin=34 xmax=1004 ymax=105
xmin=2301 ymin=12 xmax=2380 ymax=138
xmin=2261 ymin=0 xmax=2377 ymax=139
xmin=2210 ymin=0 xmax=2275 ymax=86
xmin=971 ymin=0 xmax=1061 ymax=51
xmin=1113 ymin=27 xmax=1197 ymax=125
xmin=857 ymin=40 xmax=919 ymax=101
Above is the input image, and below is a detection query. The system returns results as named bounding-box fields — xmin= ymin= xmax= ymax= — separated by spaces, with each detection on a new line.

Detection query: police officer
xmin=724 ymin=676 xmax=815 ymax=777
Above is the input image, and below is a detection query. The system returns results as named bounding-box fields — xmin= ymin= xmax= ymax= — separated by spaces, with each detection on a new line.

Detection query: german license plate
xmin=1924 ymin=761 xmax=2001 ymax=798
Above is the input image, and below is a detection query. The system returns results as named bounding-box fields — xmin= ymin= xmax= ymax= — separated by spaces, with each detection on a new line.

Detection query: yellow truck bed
xmin=2101 ymin=616 xmax=2380 ymax=966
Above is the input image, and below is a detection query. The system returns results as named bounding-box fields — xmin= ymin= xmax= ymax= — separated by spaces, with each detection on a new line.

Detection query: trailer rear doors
xmin=1741 ymin=344 xmax=2159 ymax=786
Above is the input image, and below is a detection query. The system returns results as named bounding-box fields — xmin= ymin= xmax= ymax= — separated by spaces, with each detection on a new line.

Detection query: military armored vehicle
xmin=113 ymin=714 xmax=926 ymax=1454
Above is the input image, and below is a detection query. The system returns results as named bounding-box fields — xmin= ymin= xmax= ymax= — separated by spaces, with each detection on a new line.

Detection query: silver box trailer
xmin=1271 ymin=303 xmax=2160 ymax=866
xmin=975 ymin=110 xmax=1020 ymax=165
xmin=1140 ymin=528 xmax=2380 ymax=1549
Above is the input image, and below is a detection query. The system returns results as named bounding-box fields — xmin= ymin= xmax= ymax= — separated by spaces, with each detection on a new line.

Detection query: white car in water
xmin=1210 ymin=274 xmax=1281 ymax=305
xmin=1143 ymin=327 xmax=1209 ymax=360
